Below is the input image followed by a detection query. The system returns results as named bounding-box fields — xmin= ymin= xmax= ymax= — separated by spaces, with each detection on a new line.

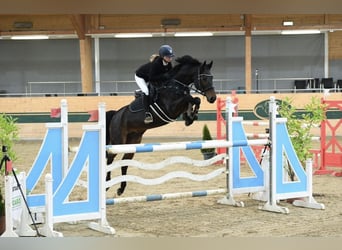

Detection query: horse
xmin=106 ymin=55 xmax=217 ymax=196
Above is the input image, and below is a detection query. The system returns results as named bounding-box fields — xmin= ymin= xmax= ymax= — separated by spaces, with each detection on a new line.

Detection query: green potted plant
xmin=200 ymin=124 xmax=216 ymax=160
xmin=278 ymin=96 xmax=326 ymax=181
xmin=0 ymin=113 xmax=19 ymax=235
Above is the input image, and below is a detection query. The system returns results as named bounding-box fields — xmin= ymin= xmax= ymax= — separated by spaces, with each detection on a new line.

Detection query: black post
xmin=255 ymin=68 xmax=259 ymax=93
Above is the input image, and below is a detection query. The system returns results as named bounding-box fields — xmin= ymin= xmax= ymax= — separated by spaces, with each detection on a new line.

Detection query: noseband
xmin=194 ymin=69 xmax=214 ymax=94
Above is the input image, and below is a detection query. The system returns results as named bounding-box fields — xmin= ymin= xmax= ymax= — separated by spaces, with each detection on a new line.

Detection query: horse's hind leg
xmin=106 ymin=152 xmax=116 ymax=191
xmin=117 ymin=152 xmax=135 ymax=196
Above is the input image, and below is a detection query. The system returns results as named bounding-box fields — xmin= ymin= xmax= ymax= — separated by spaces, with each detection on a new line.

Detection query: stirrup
xmin=144 ymin=112 xmax=153 ymax=124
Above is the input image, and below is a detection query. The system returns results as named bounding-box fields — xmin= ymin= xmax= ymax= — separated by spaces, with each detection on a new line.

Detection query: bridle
xmin=173 ymin=67 xmax=214 ymax=96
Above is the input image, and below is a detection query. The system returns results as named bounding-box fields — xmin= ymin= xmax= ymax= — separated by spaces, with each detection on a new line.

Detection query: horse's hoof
xmin=117 ymin=188 xmax=123 ymax=196
xmin=185 ymin=120 xmax=193 ymax=126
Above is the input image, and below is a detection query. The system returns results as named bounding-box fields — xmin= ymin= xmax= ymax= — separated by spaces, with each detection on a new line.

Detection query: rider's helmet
xmin=159 ymin=45 xmax=175 ymax=58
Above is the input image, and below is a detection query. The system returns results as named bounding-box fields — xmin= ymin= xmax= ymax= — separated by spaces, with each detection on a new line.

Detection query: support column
xmin=244 ymin=14 xmax=252 ymax=93
xmin=79 ymin=37 xmax=93 ymax=93
xmin=94 ymin=37 xmax=101 ymax=94
xmin=324 ymin=31 xmax=329 ymax=78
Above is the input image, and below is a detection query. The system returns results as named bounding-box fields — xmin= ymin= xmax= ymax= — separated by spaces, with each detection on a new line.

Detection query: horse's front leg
xmin=183 ymin=97 xmax=201 ymax=126
xmin=117 ymin=152 xmax=135 ymax=196
xmin=191 ymin=97 xmax=201 ymax=120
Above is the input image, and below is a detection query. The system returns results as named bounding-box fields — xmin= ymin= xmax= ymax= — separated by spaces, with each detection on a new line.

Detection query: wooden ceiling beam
xmin=1 ymin=14 xmax=342 ymax=37
xmin=252 ymin=24 xmax=342 ymax=31
xmin=69 ymin=14 xmax=86 ymax=39
xmin=244 ymin=14 xmax=252 ymax=36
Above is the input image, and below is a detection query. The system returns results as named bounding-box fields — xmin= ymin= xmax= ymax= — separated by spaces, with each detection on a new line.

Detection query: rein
xmin=172 ymin=71 xmax=214 ymax=96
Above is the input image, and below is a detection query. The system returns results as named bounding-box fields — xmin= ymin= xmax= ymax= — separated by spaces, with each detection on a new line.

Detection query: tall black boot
xmin=143 ymin=94 xmax=153 ymax=124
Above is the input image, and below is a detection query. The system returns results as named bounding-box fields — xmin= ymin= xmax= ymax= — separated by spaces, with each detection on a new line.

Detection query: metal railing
xmin=6 ymin=77 xmax=340 ymax=97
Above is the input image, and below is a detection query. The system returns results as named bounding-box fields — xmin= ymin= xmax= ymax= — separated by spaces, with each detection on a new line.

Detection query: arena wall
xmin=0 ymin=92 xmax=340 ymax=140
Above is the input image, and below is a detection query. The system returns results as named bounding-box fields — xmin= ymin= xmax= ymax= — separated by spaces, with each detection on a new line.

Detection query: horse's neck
xmin=173 ymin=72 xmax=194 ymax=85
xmin=152 ymin=66 xmax=196 ymax=118
xmin=155 ymin=85 xmax=190 ymax=119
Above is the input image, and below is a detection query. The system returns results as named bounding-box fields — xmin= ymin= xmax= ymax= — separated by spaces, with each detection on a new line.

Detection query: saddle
xmin=129 ymin=92 xmax=145 ymax=113
xmin=129 ymin=85 xmax=157 ymax=113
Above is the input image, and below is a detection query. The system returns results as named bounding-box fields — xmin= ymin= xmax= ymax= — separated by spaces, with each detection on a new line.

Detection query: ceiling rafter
xmin=69 ymin=14 xmax=86 ymax=39
xmin=1 ymin=14 xmax=342 ymax=38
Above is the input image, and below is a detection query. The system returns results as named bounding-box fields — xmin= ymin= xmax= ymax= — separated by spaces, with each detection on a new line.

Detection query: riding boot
xmin=143 ymin=94 xmax=153 ymax=124
xmin=134 ymin=89 xmax=143 ymax=99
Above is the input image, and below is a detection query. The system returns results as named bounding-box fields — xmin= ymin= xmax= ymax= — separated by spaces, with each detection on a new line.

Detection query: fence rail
xmin=1 ymin=77 xmax=339 ymax=97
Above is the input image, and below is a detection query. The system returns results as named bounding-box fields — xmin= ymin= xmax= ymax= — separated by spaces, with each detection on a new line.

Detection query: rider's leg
xmin=143 ymin=94 xmax=153 ymax=123
xmin=134 ymin=75 xmax=149 ymax=95
xmin=135 ymin=75 xmax=153 ymax=123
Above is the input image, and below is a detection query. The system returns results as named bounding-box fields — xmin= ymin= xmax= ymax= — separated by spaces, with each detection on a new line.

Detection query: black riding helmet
xmin=159 ymin=45 xmax=175 ymax=58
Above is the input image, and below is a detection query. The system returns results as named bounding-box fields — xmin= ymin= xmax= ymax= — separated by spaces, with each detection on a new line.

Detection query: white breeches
xmin=135 ymin=74 xmax=149 ymax=95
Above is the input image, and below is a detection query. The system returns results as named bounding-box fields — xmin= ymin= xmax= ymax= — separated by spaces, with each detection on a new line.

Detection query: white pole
xmin=324 ymin=32 xmax=329 ymax=78
xmin=94 ymin=37 xmax=101 ymax=94
xmin=60 ymin=99 xmax=68 ymax=178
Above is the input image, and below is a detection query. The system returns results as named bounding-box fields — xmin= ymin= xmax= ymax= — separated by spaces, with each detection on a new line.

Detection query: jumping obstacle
xmin=314 ymin=99 xmax=342 ymax=176
xmin=2 ymin=96 xmax=325 ymax=237
xmin=106 ymin=97 xmax=324 ymax=214
xmin=216 ymin=96 xmax=267 ymax=162
xmin=217 ymin=96 xmax=342 ymax=175
xmin=2 ymin=100 xmax=114 ymax=237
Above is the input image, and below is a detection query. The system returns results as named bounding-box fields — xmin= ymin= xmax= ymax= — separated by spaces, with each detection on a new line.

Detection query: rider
xmin=135 ymin=45 xmax=174 ymax=123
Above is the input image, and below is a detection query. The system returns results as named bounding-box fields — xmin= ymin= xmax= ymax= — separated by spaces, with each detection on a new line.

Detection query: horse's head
xmin=194 ymin=60 xmax=216 ymax=103
xmin=170 ymin=55 xmax=216 ymax=103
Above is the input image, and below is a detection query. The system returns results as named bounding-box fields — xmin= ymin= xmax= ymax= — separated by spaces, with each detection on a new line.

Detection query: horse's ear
xmin=208 ymin=61 xmax=213 ymax=69
xmin=201 ymin=60 xmax=207 ymax=70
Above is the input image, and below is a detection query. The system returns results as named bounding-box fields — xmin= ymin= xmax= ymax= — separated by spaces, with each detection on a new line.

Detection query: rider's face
xmin=163 ymin=56 xmax=173 ymax=63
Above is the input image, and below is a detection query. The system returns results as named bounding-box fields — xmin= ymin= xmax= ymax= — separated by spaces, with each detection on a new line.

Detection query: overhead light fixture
xmin=161 ymin=19 xmax=181 ymax=26
xmin=281 ymin=30 xmax=321 ymax=35
xmin=252 ymin=30 xmax=281 ymax=35
xmin=174 ymin=32 xmax=213 ymax=37
xmin=282 ymin=21 xmax=294 ymax=26
xmin=11 ymin=35 xmax=49 ymax=40
xmin=114 ymin=33 xmax=153 ymax=38
xmin=13 ymin=21 xmax=33 ymax=29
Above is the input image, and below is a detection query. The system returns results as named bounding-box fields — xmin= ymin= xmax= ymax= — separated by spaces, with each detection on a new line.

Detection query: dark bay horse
xmin=106 ymin=55 xmax=217 ymax=196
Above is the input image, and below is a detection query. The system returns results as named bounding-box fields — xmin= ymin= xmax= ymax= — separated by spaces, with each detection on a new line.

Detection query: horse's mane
xmin=175 ymin=55 xmax=201 ymax=66
xmin=169 ymin=55 xmax=201 ymax=75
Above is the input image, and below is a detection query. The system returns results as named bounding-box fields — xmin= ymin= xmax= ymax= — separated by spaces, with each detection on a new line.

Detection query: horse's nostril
xmin=210 ymin=96 xmax=217 ymax=103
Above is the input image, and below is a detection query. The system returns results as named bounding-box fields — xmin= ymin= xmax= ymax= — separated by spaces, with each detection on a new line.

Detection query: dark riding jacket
xmin=135 ymin=56 xmax=172 ymax=86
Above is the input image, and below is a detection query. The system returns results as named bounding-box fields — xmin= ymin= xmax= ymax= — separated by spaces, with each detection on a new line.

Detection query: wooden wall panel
xmin=92 ymin=14 xmax=244 ymax=32
xmin=1 ymin=93 xmax=340 ymax=114
xmin=1 ymin=93 xmax=340 ymax=139
xmin=329 ymin=31 xmax=342 ymax=60
xmin=2 ymin=14 xmax=342 ymax=35
xmin=252 ymin=14 xmax=326 ymax=27
xmin=0 ymin=15 xmax=74 ymax=32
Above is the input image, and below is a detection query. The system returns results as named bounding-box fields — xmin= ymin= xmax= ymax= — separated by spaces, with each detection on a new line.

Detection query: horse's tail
xmin=106 ymin=110 xmax=117 ymax=144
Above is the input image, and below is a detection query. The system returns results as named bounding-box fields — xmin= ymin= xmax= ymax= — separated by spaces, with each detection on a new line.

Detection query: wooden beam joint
xmin=70 ymin=14 xmax=86 ymax=39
